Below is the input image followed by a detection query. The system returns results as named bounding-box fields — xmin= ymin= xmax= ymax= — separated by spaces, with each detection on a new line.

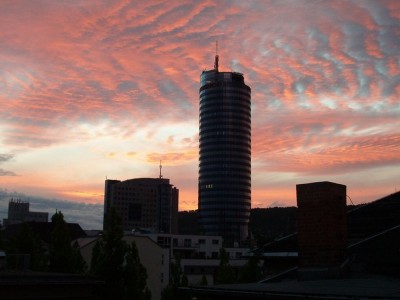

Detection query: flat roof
xmin=188 ymin=276 xmax=400 ymax=299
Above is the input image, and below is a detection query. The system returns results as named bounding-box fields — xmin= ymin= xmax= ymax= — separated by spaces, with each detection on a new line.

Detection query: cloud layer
xmin=0 ymin=154 xmax=17 ymax=176
xmin=1 ymin=0 xmax=399 ymax=216
xmin=0 ymin=189 xmax=102 ymax=229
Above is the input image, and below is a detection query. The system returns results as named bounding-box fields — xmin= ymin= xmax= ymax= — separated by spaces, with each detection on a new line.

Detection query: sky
xmin=1 ymin=0 xmax=400 ymax=229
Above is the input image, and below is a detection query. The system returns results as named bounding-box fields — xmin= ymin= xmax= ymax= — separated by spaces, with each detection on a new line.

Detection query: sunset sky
xmin=1 ymin=0 xmax=400 ymax=228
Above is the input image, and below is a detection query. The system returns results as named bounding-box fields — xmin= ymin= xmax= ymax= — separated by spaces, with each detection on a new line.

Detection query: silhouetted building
xmin=198 ymin=54 xmax=251 ymax=243
xmin=250 ymin=190 xmax=400 ymax=276
xmin=3 ymin=221 xmax=86 ymax=245
xmin=3 ymin=199 xmax=48 ymax=226
xmin=187 ymin=188 xmax=400 ymax=300
xmin=296 ymin=182 xmax=347 ymax=267
xmin=104 ymin=178 xmax=178 ymax=233
xmin=296 ymin=181 xmax=347 ymax=279
xmin=0 ymin=272 xmax=102 ymax=300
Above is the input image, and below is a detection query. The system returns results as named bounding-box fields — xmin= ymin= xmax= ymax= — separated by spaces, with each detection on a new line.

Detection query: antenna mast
xmin=214 ymin=40 xmax=219 ymax=72
xmin=159 ymin=160 xmax=163 ymax=179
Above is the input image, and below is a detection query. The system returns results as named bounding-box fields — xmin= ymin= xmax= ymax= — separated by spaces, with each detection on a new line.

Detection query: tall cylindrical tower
xmin=198 ymin=58 xmax=251 ymax=243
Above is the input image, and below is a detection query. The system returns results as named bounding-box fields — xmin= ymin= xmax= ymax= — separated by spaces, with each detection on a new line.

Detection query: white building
xmin=130 ymin=232 xmax=251 ymax=285
xmin=77 ymin=235 xmax=169 ymax=300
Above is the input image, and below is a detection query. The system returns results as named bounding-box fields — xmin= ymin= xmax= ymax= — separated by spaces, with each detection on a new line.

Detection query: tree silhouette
xmin=7 ymin=222 xmax=47 ymax=271
xmin=238 ymin=256 xmax=262 ymax=283
xmin=200 ymin=274 xmax=208 ymax=286
xmin=49 ymin=211 xmax=86 ymax=273
xmin=161 ymin=255 xmax=190 ymax=300
xmin=124 ymin=241 xmax=151 ymax=300
xmin=91 ymin=207 xmax=150 ymax=300
xmin=214 ymin=248 xmax=235 ymax=284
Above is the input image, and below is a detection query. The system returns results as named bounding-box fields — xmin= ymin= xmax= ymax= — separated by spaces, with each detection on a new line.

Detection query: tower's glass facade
xmin=198 ymin=68 xmax=251 ymax=243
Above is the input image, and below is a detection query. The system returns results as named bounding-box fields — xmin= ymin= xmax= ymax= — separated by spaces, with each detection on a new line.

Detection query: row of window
xmin=199 ymin=203 xmax=251 ymax=210
xmin=200 ymin=123 xmax=251 ymax=133
xmin=199 ymin=110 xmax=251 ymax=120
xmin=199 ymin=146 xmax=251 ymax=155
xmin=199 ymin=158 xmax=250 ymax=167
xmin=200 ymin=118 xmax=250 ymax=127
xmin=199 ymin=174 xmax=251 ymax=182
xmin=200 ymin=89 xmax=250 ymax=100
xmin=156 ymin=236 xmax=221 ymax=247
xmin=199 ymin=182 xmax=251 ymax=191
xmin=200 ymin=131 xmax=250 ymax=140
xmin=199 ymin=82 xmax=250 ymax=94
xmin=199 ymin=90 xmax=251 ymax=100
xmin=199 ymin=127 xmax=250 ymax=137
xmin=200 ymin=191 xmax=251 ymax=198
xmin=199 ymin=197 xmax=251 ymax=204
xmin=199 ymin=177 xmax=250 ymax=185
xmin=200 ymin=164 xmax=250 ymax=171
xmin=199 ymin=122 xmax=250 ymax=132
xmin=115 ymin=187 xmax=158 ymax=191
xmin=200 ymin=126 xmax=250 ymax=134
xmin=199 ymin=158 xmax=251 ymax=166
xmin=199 ymin=211 xmax=251 ymax=218
xmin=199 ymin=102 xmax=251 ymax=114
xmin=200 ymin=139 xmax=251 ymax=147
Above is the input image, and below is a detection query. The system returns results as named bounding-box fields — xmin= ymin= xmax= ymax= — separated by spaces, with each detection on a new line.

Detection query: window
xmin=199 ymin=239 xmax=205 ymax=244
xmin=212 ymin=239 xmax=219 ymax=245
xmin=184 ymin=239 xmax=192 ymax=247
xmin=128 ymin=203 xmax=141 ymax=221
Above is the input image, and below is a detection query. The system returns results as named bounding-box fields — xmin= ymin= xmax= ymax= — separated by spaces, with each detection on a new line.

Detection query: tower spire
xmin=159 ymin=160 xmax=163 ymax=179
xmin=214 ymin=40 xmax=219 ymax=72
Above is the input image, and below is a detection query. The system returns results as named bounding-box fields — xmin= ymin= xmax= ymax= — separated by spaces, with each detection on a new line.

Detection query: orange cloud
xmin=146 ymin=150 xmax=197 ymax=166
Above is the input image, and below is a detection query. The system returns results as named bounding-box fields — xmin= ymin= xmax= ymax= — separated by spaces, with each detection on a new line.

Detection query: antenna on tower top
xmin=159 ymin=160 xmax=163 ymax=179
xmin=214 ymin=40 xmax=219 ymax=72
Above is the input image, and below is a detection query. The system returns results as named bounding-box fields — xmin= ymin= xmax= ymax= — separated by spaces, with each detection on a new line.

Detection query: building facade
xmin=3 ymin=199 xmax=48 ymax=226
xmin=104 ymin=178 xmax=178 ymax=233
xmin=131 ymin=232 xmax=250 ymax=286
xmin=198 ymin=56 xmax=251 ymax=243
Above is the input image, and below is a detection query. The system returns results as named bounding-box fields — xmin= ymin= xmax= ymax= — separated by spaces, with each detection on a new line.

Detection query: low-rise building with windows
xmin=131 ymin=232 xmax=250 ymax=285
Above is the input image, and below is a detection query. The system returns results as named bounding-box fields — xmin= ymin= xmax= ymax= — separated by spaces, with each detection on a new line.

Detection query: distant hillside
xmin=177 ymin=210 xmax=199 ymax=235
xmin=178 ymin=207 xmax=298 ymax=238
xmin=250 ymin=207 xmax=298 ymax=239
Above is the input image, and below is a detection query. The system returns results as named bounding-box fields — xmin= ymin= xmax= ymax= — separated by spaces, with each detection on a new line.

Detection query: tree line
xmin=1 ymin=207 xmax=267 ymax=300
xmin=1 ymin=209 xmax=151 ymax=300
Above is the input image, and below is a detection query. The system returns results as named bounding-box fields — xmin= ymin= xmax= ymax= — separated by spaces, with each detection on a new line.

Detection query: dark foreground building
xmin=198 ymin=54 xmax=251 ymax=243
xmin=0 ymin=272 xmax=102 ymax=300
xmin=186 ymin=185 xmax=400 ymax=300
